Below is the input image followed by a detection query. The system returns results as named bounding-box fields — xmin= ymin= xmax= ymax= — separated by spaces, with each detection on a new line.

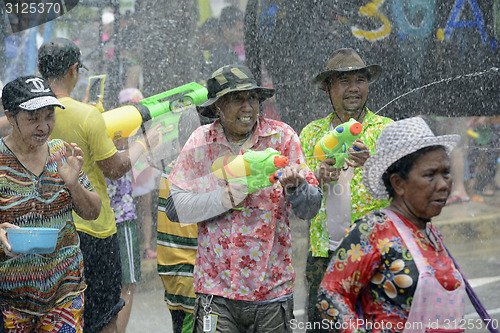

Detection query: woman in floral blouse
xmin=317 ymin=117 xmax=467 ymax=333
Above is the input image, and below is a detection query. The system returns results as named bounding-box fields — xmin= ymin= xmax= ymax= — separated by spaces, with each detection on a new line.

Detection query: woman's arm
xmin=56 ymin=142 xmax=101 ymax=220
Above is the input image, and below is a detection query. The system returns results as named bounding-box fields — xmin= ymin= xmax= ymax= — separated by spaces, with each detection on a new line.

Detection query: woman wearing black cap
xmin=0 ymin=75 xmax=101 ymax=332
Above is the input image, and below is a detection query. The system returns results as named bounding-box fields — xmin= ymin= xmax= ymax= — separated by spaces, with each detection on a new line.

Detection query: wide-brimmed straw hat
xmin=363 ymin=117 xmax=460 ymax=200
xmin=312 ymin=48 xmax=382 ymax=89
xmin=197 ymin=64 xmax=275 ymax=118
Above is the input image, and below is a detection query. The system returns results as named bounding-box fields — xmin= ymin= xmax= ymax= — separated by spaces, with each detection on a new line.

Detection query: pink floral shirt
xmin=168 ymin=116 xmax=318 ymax=301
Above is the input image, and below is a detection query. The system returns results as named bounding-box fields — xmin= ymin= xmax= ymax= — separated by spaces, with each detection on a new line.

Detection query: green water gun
xmin=212 ymin=148 xmax=289 ymax=194
xmin=314 ymin=118 xmax=363 ymax=168
xmin=102 ymin=82 xmax=208 ymax=141
xmin=140 ymin=82 xmax=208 ymax=142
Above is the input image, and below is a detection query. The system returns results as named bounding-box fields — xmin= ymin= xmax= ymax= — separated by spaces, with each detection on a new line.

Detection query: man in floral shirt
xmin=299 ymin=48 xmax=393 ymax=329
xmin=166 ymin=64 xmax=322 ymax=332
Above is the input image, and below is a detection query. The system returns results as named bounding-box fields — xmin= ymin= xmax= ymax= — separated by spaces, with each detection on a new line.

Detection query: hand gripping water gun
xmin=102 ymin=82 xmax=208 ymax=141
xmin=314 ymin=118 xmax=363 ymax=168
xmin=212 ymin=148 xmax=289 ymax=194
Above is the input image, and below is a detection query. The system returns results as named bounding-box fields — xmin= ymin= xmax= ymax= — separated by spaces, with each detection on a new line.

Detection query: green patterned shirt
xmin=299 ymin=108 xmax=393 ymax=257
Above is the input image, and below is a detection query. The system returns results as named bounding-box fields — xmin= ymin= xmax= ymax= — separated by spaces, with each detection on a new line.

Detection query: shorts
xmin=2 ymin=293 xmax=84 ymax=332
xmin=78 ymin=232 xmax=124 ymax=333
xmin=117 ymin=220 xmax=142 ymax=285
xmin=193 ymin=294 xmax=294 ymax=333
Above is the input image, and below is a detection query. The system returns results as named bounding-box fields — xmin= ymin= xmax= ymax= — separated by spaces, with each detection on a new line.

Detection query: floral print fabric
xmin=106 ymin=172 xmax=137 ymax=223
xmin=299 ymin=109 xmax=393 ymax=257
xmin=317 ymin=210 xmax=462 ymax=333
xmin=168 ymin=116 xmax=318 ymax=301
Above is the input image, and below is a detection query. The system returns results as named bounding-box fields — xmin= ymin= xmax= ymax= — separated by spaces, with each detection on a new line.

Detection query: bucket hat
xmin=38 ymin=38 xmax=88 ymax=78
xmin=312 ymin=48 xmax=382 ymax=89
xmin=363 ymin=117 xmax=460 ymax=200
xmin=197 ymin=64 xmax=275 ymax=118
xmin=2 ymin=75 xmax=65 ymax=112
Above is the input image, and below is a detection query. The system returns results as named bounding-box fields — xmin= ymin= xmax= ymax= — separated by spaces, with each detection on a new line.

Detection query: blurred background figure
xmin=116 ymin=88 xmax=159 ymax=261
xmin=198 ymin=17 xmax=220 ymax=79
xmin=466 ymin=116 xmax=500 ymax=198
xmin=103 ymin=87 xmax=151 ymax=333
xmin=208 ymin=5 xmax=245 ymax=73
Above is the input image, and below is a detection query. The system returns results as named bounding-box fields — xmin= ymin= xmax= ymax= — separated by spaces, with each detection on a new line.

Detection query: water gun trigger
xmin=269 ymin=171 xmax=282 ymax=183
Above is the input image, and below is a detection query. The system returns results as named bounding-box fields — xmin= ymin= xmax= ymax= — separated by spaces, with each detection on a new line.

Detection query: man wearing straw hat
xmin=299 ymin=48 xmax=393 ymax=329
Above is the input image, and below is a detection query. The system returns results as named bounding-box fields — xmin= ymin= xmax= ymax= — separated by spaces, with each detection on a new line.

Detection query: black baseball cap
xmin=2 ymin=75 xmax=65 ymax=112
xmin=38 ymin=38 xmax=88 ymax=78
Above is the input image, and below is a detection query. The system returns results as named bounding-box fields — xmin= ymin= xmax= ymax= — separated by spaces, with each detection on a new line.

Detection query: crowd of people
xmin=0 ymin=3 xmax=497 ymax=333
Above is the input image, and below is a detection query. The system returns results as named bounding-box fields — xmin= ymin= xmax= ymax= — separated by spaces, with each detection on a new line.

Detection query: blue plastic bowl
xmin=7 ymin=227 xmax=59 ymax=254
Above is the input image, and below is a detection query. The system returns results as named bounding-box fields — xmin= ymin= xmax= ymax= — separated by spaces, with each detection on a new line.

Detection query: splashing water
xmin=374 ymin=67 xmax=500 ymax=115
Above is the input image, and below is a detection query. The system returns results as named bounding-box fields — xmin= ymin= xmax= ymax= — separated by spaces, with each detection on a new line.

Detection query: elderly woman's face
xmin=214 ymin=90 xmax=260 ymax=141
xmin=396 ymin=148 xmax=452 ymax=220
xmin=10 ymin=107 xmax=55 ymax=147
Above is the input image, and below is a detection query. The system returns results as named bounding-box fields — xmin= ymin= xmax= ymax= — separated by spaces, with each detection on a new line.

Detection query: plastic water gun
xmin=314 ymin=118 xmax=363 ymax=168
xmin=212 ymin=148 xmax=289 ymax=194
xmin=102 ymin=82 xmax=208 ymax=141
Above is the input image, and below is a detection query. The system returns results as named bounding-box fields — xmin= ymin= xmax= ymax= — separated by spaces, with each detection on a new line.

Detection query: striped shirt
xmin=0 ymin=139 xmax=91 ymax=315
xmin=157 ymin=167 xmax=197 ymax=313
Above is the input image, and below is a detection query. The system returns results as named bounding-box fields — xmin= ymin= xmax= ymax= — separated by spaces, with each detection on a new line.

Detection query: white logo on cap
xmin=26 ymin=78 xmax=50 ymax=93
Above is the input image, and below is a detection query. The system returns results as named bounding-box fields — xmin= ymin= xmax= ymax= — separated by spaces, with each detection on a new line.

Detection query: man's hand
xmin=55 ymin=142 xmax=84 ymax=189
xmin=279 ymin=165 xmax=306 ymax=191
xmin=221 ymin=182 xmax=248 ymax=209
xmin=346 ymin=139 xmax=369 ymax=168
xmin=314 ymin=158 xmax=341 ymax=186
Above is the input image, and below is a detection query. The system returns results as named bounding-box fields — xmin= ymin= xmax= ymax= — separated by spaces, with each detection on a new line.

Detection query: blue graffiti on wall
xmin=392 ymin=0 xmax=435 ymax=39
xmin=352 ymin=0 xmax=496 ymax=50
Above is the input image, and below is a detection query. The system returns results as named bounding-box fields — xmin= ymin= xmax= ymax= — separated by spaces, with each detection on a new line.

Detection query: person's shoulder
xmin=365 ymin=109 xmax=394 ymax=126
xmin=60 ymin=97 xmax=102 ymax=115
xmin=301 ymin=115 xmax=329 ymax=133
xmin=261 ymin=117 xmax=298 ymax=136
xmin=353 ymin=209 xmax=389 ymax=231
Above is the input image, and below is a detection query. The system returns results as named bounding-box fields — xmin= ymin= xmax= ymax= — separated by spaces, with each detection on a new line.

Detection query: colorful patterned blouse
xmin=0 ymin=139 xmax=92 ymax=315
xmin=299 ymin=109 xmax=393 ymax=257
xmin=317 ymin=210 xmax=462 ymax=333
xmin=168 ymin=116 xmax=318 ymax=301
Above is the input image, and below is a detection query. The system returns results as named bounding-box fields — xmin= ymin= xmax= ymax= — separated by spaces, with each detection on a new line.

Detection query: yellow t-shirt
xmin=50 ymin=97 xmax=118 ymax=238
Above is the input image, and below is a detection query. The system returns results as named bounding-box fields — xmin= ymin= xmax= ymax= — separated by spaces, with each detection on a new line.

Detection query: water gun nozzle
xmin=274 ymin=156 xmax=289 ymax=168
xmin=350 ymin=123 xmax=363 ymax=136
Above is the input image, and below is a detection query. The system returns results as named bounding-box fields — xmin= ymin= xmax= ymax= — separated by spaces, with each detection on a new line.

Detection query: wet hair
xmin=6 ymin=107 xmax=22 ymax=118
xmin=219 ymin=5 xmax=243 ymax=29
xmin=381 ymin=145 xmax=445 ymax=198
